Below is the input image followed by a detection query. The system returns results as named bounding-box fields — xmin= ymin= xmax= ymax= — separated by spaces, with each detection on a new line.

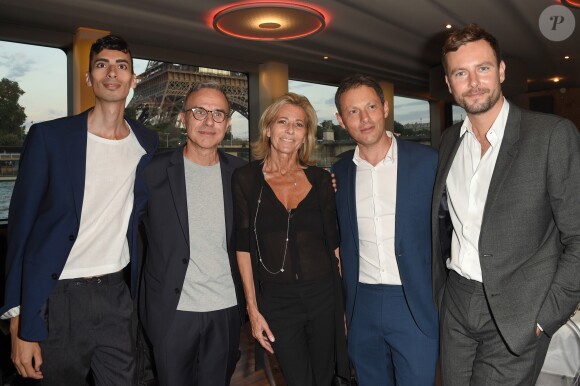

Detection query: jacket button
xmin=68 ymin=235 xmax=76 ymax=241
xmin=182 ymin=258 xmax=187 ymax=264
xmin=174 ymin=288 xmax=180 ymax=294
xmin=51 ymin=273 xmax=58 ymax=280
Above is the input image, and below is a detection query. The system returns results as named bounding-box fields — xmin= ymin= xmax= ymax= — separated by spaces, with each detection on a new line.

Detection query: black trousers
xmin=440 ymin=270 xmax=551 ymax=386
xmin=40 ymin=270 xmax=136 ymax=386
xmin=152 ymin=306 xmax=240 ymax=386
xmin=260 ymin=275 xmax=335 ymax=386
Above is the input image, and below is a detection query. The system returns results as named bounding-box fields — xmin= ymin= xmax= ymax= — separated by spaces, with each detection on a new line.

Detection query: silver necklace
xmin=253 ymin=172 xmax=296 ymax=275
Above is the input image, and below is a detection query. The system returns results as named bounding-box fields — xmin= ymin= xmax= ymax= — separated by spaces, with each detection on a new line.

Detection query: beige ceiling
xmin=0 ymin=0 xmax=578 ymax=99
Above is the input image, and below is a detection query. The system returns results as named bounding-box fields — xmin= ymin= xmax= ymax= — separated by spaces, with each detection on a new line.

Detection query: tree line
xmin=0 ymin=78 xmax=26 ymax=146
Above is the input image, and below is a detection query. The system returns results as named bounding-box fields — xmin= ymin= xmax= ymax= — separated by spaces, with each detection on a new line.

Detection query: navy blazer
xmin=0 ymin=109 xmax=158 ymax=342
xmin=138 ymin=147 xmax=246 ymax=346
xmin=332 ymin=137 xmax=439 ymax=338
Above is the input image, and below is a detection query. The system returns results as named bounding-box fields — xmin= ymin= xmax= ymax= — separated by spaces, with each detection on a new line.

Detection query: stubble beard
xmin=459 ymin=87 xmax=501 ymax=115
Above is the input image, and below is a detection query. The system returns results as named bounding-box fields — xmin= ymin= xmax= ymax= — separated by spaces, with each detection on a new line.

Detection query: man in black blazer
xmin=139 ymin=82 xmax=246 ymax=386
xmin=432 ymin=24 xmax=580 ymax=385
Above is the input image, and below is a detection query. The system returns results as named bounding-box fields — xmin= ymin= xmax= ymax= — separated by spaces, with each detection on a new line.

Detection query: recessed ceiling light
xmin=259 ymin=22 xmax=281 ymax=29
xmin=213 ymin=2 xmax=327 ymax=41
xmin=562 ymin=0 xmax=580 ymax=9
xmin=323 ymin=56 xmax=329 ymax=60
xmin=564 ymin=55 xmax=570 ymax=60
xmin=445 ymin=24 xmax=452 ymax=29
xmin=552 ymin=77 xmax=561 ymax=83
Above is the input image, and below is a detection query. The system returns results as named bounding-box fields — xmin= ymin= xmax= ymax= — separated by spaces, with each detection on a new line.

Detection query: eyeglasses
xmin=184 ymin=107 xmax=229 ymax=123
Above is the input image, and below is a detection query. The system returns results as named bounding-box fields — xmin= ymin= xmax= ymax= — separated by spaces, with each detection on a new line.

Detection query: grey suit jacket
xmin=432 ymin=101 xmax=580 ymax=355
xmin=138 ymin=146 xmax=246 ymax=346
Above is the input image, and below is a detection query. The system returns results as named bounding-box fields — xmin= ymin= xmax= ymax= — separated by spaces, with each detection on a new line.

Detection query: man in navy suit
xmin=0 ymin=35 xmax=158 ymax=385
xmin=332 ymin=74 xmax=439 ymax=386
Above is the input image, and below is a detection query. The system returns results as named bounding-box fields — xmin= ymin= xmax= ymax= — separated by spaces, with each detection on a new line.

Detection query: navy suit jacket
xmin=332 ymin=137 xmax=439 ymax=338
xmin=138 ymin=147 xmax=246 ymax=346
xmin=0 ymin=109 xmax=158 ymax=342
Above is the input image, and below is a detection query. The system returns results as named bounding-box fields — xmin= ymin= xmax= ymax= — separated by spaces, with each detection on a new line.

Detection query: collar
xmin=353 ymin=131 xmax=397 ymax=167
xmin=460 ymin=97 xmax=509 ymax=149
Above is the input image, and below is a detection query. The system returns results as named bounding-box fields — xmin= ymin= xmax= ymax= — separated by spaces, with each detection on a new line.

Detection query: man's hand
xmin=10 ymin=316 xmax=43 ymax=379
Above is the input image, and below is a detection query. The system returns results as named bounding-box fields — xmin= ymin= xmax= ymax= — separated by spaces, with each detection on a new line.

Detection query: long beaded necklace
xmin=253 ymin=171 xmax=297 ymax=275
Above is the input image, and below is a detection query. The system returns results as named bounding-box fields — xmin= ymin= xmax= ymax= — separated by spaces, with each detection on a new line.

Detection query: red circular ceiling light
xmin=562 ymin=0 xmax=580 ymax=8
xmin=213 ymin=2 xmax=326 ymax=41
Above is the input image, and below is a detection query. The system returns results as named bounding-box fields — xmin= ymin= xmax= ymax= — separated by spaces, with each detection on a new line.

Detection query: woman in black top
xmin=232 ymin=93 xmax=349 ymax=386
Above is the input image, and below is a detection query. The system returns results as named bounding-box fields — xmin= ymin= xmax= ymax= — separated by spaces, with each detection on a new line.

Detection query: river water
xmin=0 ymin=181 xmax=15 ymax=220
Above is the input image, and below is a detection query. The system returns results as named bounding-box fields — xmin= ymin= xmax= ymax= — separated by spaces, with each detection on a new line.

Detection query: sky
xmin=0 ymin=41 xmax=446 ymax=140
xmin=0 ymin=42 xmax=67 ymax=127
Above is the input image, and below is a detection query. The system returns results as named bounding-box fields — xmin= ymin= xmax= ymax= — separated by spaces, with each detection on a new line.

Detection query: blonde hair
xmin=252 ymin=92 xmax=317 ymax=166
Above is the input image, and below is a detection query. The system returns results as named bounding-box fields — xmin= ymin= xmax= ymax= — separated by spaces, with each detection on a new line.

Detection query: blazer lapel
xmin=394 ymin=138 xmax=408 ymax=254
xmin=64 ymin=111 xmax=89 ymax=223
xmin=219 ymin=151 xmax=234 ymax=242
xmin=434 ymin=124 xmax=464 ymax=206
xmin=168 ymin=147 xmax=190 ymax=246
xmin=345 ymin=155 xmax=359 ymax=256
xmin=482 ymin=103 xmax=521 ymax=228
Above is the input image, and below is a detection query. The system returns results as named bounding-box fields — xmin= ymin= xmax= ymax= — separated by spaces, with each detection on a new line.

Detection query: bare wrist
xmin=9 ymin=316 xmax=19 ymax=334
xmin=247 ymin=305 xmax=260 ymax=317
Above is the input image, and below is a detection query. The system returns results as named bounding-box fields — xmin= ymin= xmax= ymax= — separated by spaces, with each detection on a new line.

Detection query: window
xmin=393 ymin=96 xmax=431 ymax=144
xmin=289 ymin=80 xmax=347 ymax=168
xmin=0 ymin=41 xmax=67 ymax=220
xmin=127 ymin=59 xmax=250 ymax=160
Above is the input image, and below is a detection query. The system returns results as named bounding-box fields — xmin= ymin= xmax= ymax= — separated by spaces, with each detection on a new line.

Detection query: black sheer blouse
xmin=233 ymin=160 xmax=340 ymax=283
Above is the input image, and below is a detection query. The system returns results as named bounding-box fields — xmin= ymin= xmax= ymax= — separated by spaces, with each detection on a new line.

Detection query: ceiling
xmin=0 ymin=0 xmax=578 ymax=99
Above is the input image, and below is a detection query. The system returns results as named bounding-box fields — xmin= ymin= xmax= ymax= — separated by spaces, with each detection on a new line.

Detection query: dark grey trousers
xmin=152 ymin=306 xmax=240 ymax=386
xmin=40 ymin=270 xmax=136 ymax=386
xmin=440 ymin=270 xmax=551 ymax=386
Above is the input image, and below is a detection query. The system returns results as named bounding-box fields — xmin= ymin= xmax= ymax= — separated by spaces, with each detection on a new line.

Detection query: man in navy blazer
xmin=0 ymin=35 xmax=158 ymax=384
xmin=332 ymin=74 xmax=439 ymax=386
xmin=139 ymin=82 xmax=246 ymax=386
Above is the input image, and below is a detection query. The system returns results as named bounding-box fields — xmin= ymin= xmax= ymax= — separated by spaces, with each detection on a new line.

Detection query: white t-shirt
xmin=60 ymin=127 xmax=145 ymax=279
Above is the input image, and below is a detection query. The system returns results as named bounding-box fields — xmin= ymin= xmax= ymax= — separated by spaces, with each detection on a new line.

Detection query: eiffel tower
xmin=127 ymin=61 xmax=248 ymax=127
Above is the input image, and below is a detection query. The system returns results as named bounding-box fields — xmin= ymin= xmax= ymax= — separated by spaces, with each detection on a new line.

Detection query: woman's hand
xmin=248 ymin=309 xmax=275 ymax=354
xmin=236 ymin=251 xmax=276 ymax=352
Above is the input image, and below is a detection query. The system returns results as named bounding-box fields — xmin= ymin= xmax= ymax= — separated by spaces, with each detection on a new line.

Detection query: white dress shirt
xmin=446 ymin=98 xmax=509 ymax=282
xmin=355 ymin=131 xmax=402 ymax=285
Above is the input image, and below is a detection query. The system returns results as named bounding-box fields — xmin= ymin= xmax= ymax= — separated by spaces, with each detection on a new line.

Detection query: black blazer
xmin=138 ymin=146 xmax=246 ymax=346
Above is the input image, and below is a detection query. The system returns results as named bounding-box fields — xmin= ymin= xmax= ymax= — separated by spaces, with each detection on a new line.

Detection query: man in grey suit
xmin=139 ymin=82 xmax=246 ymax=386
xmin=432 ymin=24 xmax=580 ymax=385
